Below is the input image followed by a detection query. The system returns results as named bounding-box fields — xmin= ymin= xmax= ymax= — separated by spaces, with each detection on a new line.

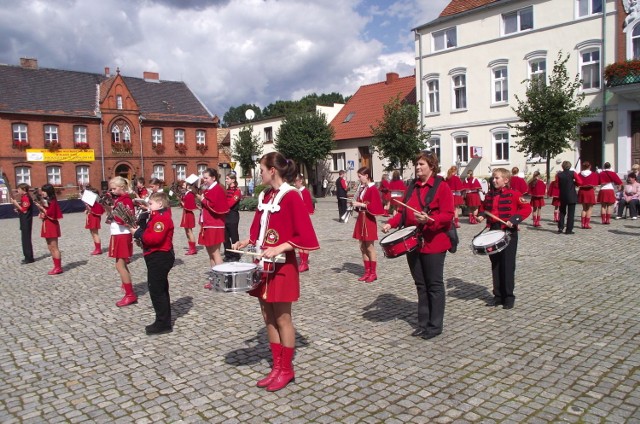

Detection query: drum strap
xmin=400 ymin=177 xmax=442 ymax=228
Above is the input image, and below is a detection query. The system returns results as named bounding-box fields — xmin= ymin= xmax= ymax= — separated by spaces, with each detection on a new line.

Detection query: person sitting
xmin=616 ymin=173 xmax=640 ymax=220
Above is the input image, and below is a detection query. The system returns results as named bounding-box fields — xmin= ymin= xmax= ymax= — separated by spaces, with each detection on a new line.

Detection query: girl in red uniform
xmin=135 ymin=177 xmax=149 ymax=199
xmin=234 ymin=152 xmax=319 ymax=392
xmin=107 ymin=176 xmax=137 ymax=307
xmin=83 ymin=187 xmax=105 ymax=255
xmin=37 ymin=184 xmax=63 ymax=275
xmin=464 ymin=170 xmax=482 ymax=224
xmin=597 ymin=162 xmax=622 ymax=224
xmin=578 ymin=161 xmax=598 ymax=229
xmin=294 ymin=174 xmax=314 ymax=272
xmin=379 ymin=173 xmax=392 ymax=216
xmin=445 ymin=166 xmax=464 ymax=228
xmin=389 ymin=170 xmax=406 ymax=214
xmin=528 ymin=171 xmax=546 ymax=227
xmin=180 ymin=181 xmax=198 ymax=255
xmin=547 ymin=174 xmax=561 ymax=222
xmin=352 ymin=167 xmax=384 ymax=282
xmin=198 ymin=168 xmax=229 ymax=289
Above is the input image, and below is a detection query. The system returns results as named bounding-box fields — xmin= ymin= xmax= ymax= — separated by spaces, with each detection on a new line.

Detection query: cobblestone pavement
xmin=0 ymin=197 xmax=639 ymax=423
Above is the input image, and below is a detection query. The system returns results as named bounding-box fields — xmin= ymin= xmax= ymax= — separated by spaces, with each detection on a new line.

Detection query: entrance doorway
xmin=579 ymin=122 xmax=602 ymax=168
xmin=114 ymin=164 xmax=132 ymax=180
xmin=631 ymin=112 xmax=640 ymax=166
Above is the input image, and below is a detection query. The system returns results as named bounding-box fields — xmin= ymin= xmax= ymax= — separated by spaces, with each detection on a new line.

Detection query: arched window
xmin=633 ymin=24 xmax=640 ymax=59
xmin=111 ymin=121 xmax=132 ymax=144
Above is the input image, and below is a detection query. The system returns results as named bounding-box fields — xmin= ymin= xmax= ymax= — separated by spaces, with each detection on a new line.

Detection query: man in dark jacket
xmin=336 ymin=170 xmax=349 ymax=222
xmin=556 ymin=161 xmax=583 ymax=234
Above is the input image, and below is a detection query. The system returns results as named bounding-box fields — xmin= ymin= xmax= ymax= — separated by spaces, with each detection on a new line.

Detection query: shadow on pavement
xmin=134 ymin=281 xmax=149 ymax=296
xmin=63 ymin=259 xmax=88 ymax=271
xmin=224 ymin=328 xmax=310 ymax=367
xmin=608 ymin=229 xmax=640 ymax=236
xmin=446 ymin=277 xmax=492 ymax=302
xmin=361 ymin=293 xmax=416 ymax=327
xmin=171 ymin=296 xmax=193 ymax=323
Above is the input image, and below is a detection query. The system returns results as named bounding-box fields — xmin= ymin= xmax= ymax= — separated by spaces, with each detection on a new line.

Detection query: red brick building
xmin=0 ymin=58 xmax=221 ymax=197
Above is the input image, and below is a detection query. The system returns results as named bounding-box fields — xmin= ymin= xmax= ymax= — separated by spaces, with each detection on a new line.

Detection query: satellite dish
xmin=245 ymin=109 xmax=255 ymax=120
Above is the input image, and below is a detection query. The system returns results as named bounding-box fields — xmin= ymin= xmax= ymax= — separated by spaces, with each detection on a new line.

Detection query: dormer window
xmin=433 ymin=27 xmax=457 ymax=52
xmin=503 ymin=6 xmax=533 ymax=35
xmin=343 ymin=112 xmax=356 ymax=123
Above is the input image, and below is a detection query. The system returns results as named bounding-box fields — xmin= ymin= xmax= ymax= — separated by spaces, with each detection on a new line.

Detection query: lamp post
xmin=368 ymin=144 xmax=375 ymax=181
xmin=251 ymin=153 xmax=258 ymax=196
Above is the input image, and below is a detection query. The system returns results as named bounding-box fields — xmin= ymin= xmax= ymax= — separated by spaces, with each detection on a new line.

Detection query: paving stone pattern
xmin=0 ymin=198 xmax=638 ymax=423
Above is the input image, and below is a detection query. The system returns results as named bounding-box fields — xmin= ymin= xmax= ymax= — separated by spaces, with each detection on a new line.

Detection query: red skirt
xmin=180 ymin=210 xmax=196 ymax=228
xmin=85 ymin=213 xmax=102 ymax=230
xmin=248 ymin=251 xmax=299 ymax=302
xmin=41 ymin=219 xmax=61 ymax=238
xmin=352 ymin=211 xmax=378 ymax=241
xmin=597 ymin=189 xmax=616 ymax=204
xmin=453 ymin=194 xmax=464 ymax=206
xmin=552 ymin=197 xmax=561 ymax=207
xmin=198 ymin=227 xmax=224 ymax=246
xmin=530 ymin=196 xmax=545 ymax=208
xmin=465 ymin=192 xmax=482 ymax=207
xmin=109 ymin=234 xmax=133 ymax=259
xmin=578 ymin=188 xmax=596 ymax=205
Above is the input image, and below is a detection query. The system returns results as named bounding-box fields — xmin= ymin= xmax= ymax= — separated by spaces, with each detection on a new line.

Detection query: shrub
xmin=239 ymin=197 xmax=258 ymax=211
xmin=254 ymin=184 xmax=269 ymax=198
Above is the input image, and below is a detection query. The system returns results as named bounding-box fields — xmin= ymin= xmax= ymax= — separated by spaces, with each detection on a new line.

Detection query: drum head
xmin=472 ymin=230 xmax=505 ymax=247
xmin=382 ymin=226 xmax=417 ymax=243
xmin=212 ymin=262 xmax=256 ymax=272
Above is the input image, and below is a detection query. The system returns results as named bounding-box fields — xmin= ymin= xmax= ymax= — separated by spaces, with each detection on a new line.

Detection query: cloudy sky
xmin=0 ymin=0 xmax=449 ymax=118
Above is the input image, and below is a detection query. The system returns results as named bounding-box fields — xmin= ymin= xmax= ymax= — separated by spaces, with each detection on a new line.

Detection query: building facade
xmin=0 ymin=58 xmax=221 ymax=199
xmin=414 ymin=0 xmax=618 ymax=179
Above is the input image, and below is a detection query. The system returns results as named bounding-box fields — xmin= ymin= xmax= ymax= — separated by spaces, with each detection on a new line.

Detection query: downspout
xmin=99 ymin=116 xmax=105 ymax=182
xmin=601 ymin=0 xmax=607 ymax=168
xmin=416 ymin=29 xmax=424 ymax=129
xmin=138 ymin=116 xmax=145 ymax=178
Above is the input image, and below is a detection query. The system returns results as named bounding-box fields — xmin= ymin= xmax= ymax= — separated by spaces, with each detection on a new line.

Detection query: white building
xmin=413 ymin=0 xmax=619 ymax=179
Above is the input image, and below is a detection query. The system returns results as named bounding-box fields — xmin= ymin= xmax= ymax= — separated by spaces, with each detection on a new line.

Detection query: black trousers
xmin=337 ymin=198 xmax=347 ymax=220
xmin=558 ymin=202 xmax=576 ymax=233
xmin=224 ymin=211 xmax=240 ymax=259
xmin=406 ymin=250 xmax=446 ymax=335
xmin=144 ymin=250 xmax=175 ymax=328
xmin=489 ymin=231 xmax=518 ymax=305
xmin=19 ymin=213 xmax=34 ymax=261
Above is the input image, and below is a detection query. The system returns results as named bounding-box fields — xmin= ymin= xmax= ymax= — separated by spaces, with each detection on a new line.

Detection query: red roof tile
xmin=440 ymin=0 xmax=499 ymax=17
xmin=331 ymin=73 xmax=416 ymax=141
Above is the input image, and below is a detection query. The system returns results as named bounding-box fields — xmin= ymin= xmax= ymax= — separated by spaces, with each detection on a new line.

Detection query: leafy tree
xmin=231 ymin=125 xmax=263 ymax=190
xmin=511 ymin=52 xmax=597 ymax=182
xmin=370 ymin=94 xmax=430 ymax=176
xmin=223 ymin=104 xmax=263 ymax=127
xmin=275 ymin=111 xmax=335 ymax=185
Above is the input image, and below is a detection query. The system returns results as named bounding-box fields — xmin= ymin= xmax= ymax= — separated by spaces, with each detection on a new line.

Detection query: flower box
xmin=75 ymin=142 xmax=90 ymax=150
xmin=196 ymin=144 xmax=208 ymax=154
xmin=46 ymin=141 xmax=61 ymax=152
xmin=153 ymin=144 xmax=166 ymax=154
xmin=175 ymin=143 xmax=188 ymax=154
xmin=13 ymin=140 xmax=30 ymax=150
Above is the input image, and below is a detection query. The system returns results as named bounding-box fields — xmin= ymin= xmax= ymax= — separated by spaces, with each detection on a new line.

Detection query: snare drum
xmin=380 ymin=226 xmax=418 ymax=258
xmin=209 ymin=262 xmax=260 ymax=293
xmin=471 ymin=230 xmax=510 ymax=255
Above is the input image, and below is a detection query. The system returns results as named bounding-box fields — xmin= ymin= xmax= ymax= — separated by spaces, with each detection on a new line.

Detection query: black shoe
xmin=557 ymin=229 xmax=563 ymax=234
xmin=503 ymin=301 xmax=515 ymax=310
xmin=145 ymin=323 xmax=173 ymax=335
xmin=21 ymin=259 xmax=35 ymax=264
xmin=410 ymin=328 xmax=426 ymax=337
xmin=421 ymin=331 xmax=442 ymax=340
xmin=565 ymin=231 xmax=574 ymax=235
xmin=488 ymin=297 xmax=503 ymax=307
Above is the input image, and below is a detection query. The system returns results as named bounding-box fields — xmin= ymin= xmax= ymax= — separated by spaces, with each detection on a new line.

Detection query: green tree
xmin=275 ymin=111 xmax=335 ymax=186
xmin=511 ymin=52 xmax=597 ymax=182
xmin=231 ymin=125 xmax=263 ymax=191
xmin=370 ymin=94 xmax=430 ymax=176
xmin=223 ymin=104 xmax=262 ymax=127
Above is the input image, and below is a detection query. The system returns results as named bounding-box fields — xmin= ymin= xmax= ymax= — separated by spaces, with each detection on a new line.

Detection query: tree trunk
xmin=545 ymin=153 xmax=551 ymax=184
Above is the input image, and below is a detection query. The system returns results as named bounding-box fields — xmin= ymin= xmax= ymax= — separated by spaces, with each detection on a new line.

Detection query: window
xmin=76 ymin=166 xmax=90 ymax=185
xmin=428 ymin=137 xmax=441 ymax=162
xmin=492 ymin=131 xmax=510 ymax=162
xmin=633 ymin=24 xmax=640 ymax=60
xmin=12 ymin=123 xmax=28 ymax=143
xmin=454 ymin=135 xmax=469 ymax=163
xmin=452 ymin=74 xmax=467 ymax=110
xmin=433 ymin=27 xmax=457 ymax=51
xmin=152 ymin=165 xmax=165 ymax=180
xmin=492 ymin=67 xmax=508 ymax=103
xmin=44 ymin=125 xmax=59 ymax=144
xmin=15 ymin=167 xmax=31 ymax=185
xmin=580 ymin=48 xmax=600 ymax=90
xmin=332 ymin=153 xmax=346 ymax=172
xmin=174 ymin=129 xmax=185 ymax=145
xmin=503 ymin=6 xmax=533 ymax=35
xmin=74 ymin=126 xmax=87 ymax=144
xmin=529 ymin=59 xmax=547 ymax=83
xmin=343 ymin=112 xmax=355 ymax=123
xmin=426 ymin=79 xmax=440 ymax=114
xmin=176 ymin=164 xmax=187 ymax=181
xmin=112 ymin=125 xmax=121 ymax=143
xmin=197 ymin=164 xmax=207 ymax=177
xmin=123 ymin=125 xmax=131 ymax=143
xmin=47 ymin=166 xmax=62 ymax=186
xmin=152 ymin=128 xmax=163 ymax=145
xmin=577 ymin=0 xmax=602 ymax=17
xmin=116 ymin=95 xmax=123 ymax=110
xmin=196 ymin=130 xmax=206 ymax=145
xmin=264 ymin=127 xmax=273 ymax=143
xmin=112 ymin=122 xmax=131 ymax=144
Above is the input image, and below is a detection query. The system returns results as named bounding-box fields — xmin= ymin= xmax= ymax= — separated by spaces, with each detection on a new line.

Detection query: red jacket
xmin=528 ymin=179 xmax=546 ymax=197
xmin=510 ymin=175 xmax=529 ymax=195
xmin=445 ymin=175 xmax=464 ymax=192
xmin=112 ymin=195 xmax=134 ymax=226
xmin=225 ymin=188 xmax=242 ymax=210
xmin=181 ymin=191 xmax=198 ymax=211
xmin=480 ymin=187 xmax=531 ymax=230
xmin=141 ymin=208 xmax=174 ymax=256
xmin=200 ymin=182 xmax=229 ymax=228
xmin=599 ymin=170 xmax=622 ymax=186
xmin=579 ymin=171 xmax=599 ymax=188
xmin=387 ymin=177 xmax=454 ymax=254
xmin=547 ymin=180 xmax=559 ymax=197
xmin=17 ymin=193 xmax=32 ymax=214
xmin=299 ymin=187 xmax=314 ymax=214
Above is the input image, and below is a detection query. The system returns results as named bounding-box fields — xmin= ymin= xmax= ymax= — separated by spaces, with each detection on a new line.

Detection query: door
xmin=114 ymin=164 xmax=132 ymax=180
xmin=579 ymin=122 xmax=602 ymax=168
xmin=631 ymin=112 xmax=640 ymax=166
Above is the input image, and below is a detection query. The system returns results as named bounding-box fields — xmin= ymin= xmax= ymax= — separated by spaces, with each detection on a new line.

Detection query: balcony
xmin=605 ymin=60 xmax=640 ymax=102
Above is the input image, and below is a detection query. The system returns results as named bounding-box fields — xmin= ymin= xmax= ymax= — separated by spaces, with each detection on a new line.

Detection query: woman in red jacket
xmin=37 ymin=184 xmax=63 ymax=275
xmin=578 ymin=161 xmax=598 ymax=229
xmin=352 ymin=167 xmax=384 ymax=283
xmin=180 ymin=181 xmax=199 ymax=255
xmin=598 ymin=162 xmax=623 ymax=224
xmin=294 ymin=173 xmax=314 ymax=272
xmin=383 ymin=152 xmax=454 ymax=339
xmin=83 ymin=186 xmax=105 ymax=255
xmin=445 ymin=166 xmax=464 ymax=228
xmin=528 ymin=171 xmax=546 ymax=227
xmin=547 ymin=175 xmax=561 ymax=222
xmin=464 ymin=170 xmax=482 ymax=224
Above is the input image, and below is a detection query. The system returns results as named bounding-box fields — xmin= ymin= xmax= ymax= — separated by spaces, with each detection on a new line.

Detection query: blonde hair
xmin=149 ymin=191 xmax=170 ymax=208
xmin=446 ymin=166 xmax=457 ymax=178
xmin=109 ymin=176 xmax=132 ymax=193
xmin=492 ymin=167 xmax=511 ymax=181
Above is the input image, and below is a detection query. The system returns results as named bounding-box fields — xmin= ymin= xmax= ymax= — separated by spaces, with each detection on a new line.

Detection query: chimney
xmin=104 ymin=67 xmax=110 ymax=77
xmin=20 ymin=57 xmax=38 ymax=69
xmin=143 ymin=71 xmax=159 ymax=82
xmin=385 ymin=72 xmax=399 ymax=84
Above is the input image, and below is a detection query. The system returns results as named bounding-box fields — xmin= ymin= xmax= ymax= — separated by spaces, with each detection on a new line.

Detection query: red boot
xmin=553 ymin=210 xmax=559 ymax=222
xmin=266 ymin=346 xmax=295 ymax=392
xmin=358 ymin=261 xmax=371 ymax=281
xmin=454 ymin=217 xmax=460 ymax=228
xmin=116 ymin=283 xmax=138 ymax=307
xmin=365 ymin=261 xmax=377 ymax=283
xmin=48 ymin=258 xmax=63 ymax=275
xmin=185 ymin=242 xmax=197 ymax=255
xmin=298 ymin=252 xmax=309 ymax=272
xmin=257 ymin=343 xmax=282 ymax=388
xmin=585 ymin=217 xmax=592 ymax=229
xmin=91 ymin=242 xmax=102 ymax=255
xmin=601 ymin=214 xmax=606 ymax=224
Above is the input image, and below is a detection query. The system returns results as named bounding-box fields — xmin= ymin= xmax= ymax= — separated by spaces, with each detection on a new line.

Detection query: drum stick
xmin=226 ymin=249 xmax=285 ymax=262
xmin=391 ymin=199 xmax=434 ymax=221
xmin=484 ymin=211 xmax=509 ymax=225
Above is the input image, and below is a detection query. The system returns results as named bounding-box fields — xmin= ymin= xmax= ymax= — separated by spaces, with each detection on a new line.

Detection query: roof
xmin=439 ymin=0 xmax=500 ymax=17
xmin=0 ymin=63 xmax=213 ymax=123
xmin=330 ymin=73 xmax=416 ymax=141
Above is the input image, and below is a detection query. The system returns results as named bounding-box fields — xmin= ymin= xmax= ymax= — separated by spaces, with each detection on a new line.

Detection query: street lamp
xmin=368 ymin=144 xmax=375 ymax=181
xmin=251 ymin=153 xmax=258 ymax=195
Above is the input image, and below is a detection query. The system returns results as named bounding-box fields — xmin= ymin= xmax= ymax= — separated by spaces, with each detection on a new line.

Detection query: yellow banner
xmin=26 ymin=149 xmax=95 ymax=162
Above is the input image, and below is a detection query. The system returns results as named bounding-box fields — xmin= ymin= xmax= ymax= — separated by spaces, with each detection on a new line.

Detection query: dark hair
xmin=295 ymin=173 xmax=305 ymax=185
xmin=392 ymin=170 xmax=401 ymax=181
xmin=136 ymin=177 xmax=145 ymax=185
xmin=603 ymin=162 xmax=611 ymax=170
xmin=415 ymin=151 xmax=440 ymax=173
xmin=227 ymin=173 xmax=237 ymax=182
xmin=17 ymin=183 xmax=30 ymax=192
xmin=582 ymin=161 xmax=591 ymax=170
xmin=562 ymin=161 xmax=571 ymax=170
xmin=149 ymin=178 xmax=163 ymax=187
xmin=511 ymin=167 xmax=519 ymax=174
xmin=628 ymin=173 xmax=637 ymax=180
xmin=357 ymin=167 xmax=373 ymax=181
xmin=204 ymin=168 xmax=219 ymax=181
xmin=41 ymin=183 xmax=56 ymax=199
xmin=261 ymin=152 xmax=297 ymax=183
